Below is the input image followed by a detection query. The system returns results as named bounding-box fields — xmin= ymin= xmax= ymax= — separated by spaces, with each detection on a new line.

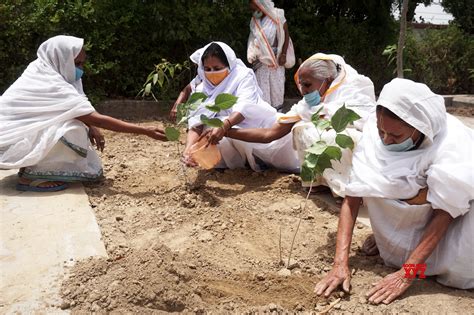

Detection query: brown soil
xmin=60 ymin=118 xmax=474 ymax=313
xmin=447 ymin=105 xmax=474 ymax=117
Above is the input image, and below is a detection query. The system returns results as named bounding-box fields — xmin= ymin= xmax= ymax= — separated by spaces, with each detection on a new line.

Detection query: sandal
xmin=16 ymin=179 xmax=68 ymax=192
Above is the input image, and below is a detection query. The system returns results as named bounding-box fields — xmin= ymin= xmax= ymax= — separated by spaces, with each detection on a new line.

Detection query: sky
xmin=413 ymin=1 xmax=454 ymax=25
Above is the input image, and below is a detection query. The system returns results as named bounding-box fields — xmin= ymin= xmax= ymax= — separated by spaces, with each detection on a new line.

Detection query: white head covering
xmin=346 ymin=78 xmax=474 ymax=218
xmin=279 ymin=53 xmax=376 ymax=130
xmin=188 ymin=41 xmax=270 ymax=128
xmin=0 ymin=35 xmax=95 ymax=168
xmin=247 ymin=0 xmax=286 ymax=68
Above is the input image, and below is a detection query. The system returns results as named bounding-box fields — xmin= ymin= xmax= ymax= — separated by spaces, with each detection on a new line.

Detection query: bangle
xmin=223 ymin=119 xmax=232 ymax=132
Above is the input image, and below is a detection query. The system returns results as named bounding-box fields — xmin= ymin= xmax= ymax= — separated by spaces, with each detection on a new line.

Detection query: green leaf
xmin=304 ymin=153 xmax=319 ymax=168
xmin=323 ymin=146 xmax=342 ymax=161
xmin=176 ymin=103 xmax=188 ymax=125
xmin=188 ymin=92 xmax=208 ymax=103
xmin=314 ymin=153 xmax=333 ymax=174
xmin=331 ymin=105 xmax=361 ymax=133
xmin=157 ymin=70 xmax=165 ymax=87
xmin=152 ymin=73 xmax=158 ymax=85
xmin=214 ymin=93 xmax=238 ymax=110
xmin=335 ymin=134 xmax=355 ymax=150
xmin=300 ymin=162 xmax=315 ymax=182
xmin=306 ymin=141 xmax=327 ymax=155
xmin=200 ymin=114 xmax=224 ymax=128
xmin=144 ymin=83 xmax=152 ymax=95
xmin=205 ymin=104 xmax=221 ymax=112
xmin=310 ymin=107 xmax=323 ymax=124
xmin=316 ymin=119 xmax=331 ymax=130
xmin=165 ymin=127 xmax=180 ymax=141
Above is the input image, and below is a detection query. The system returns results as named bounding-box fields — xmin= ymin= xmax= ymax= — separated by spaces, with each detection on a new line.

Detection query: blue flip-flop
xmin=16 ymin=179 xmax=68 ymax=192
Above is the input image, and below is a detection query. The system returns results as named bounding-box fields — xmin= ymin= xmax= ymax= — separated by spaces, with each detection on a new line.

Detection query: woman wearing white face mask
xmin=0 ymin=35 xmax=167 ymax=192
xmin=315 ymin=78 xmax=474 ymax=304
xmin=226 ymin=53 xmax=376 ymax=195
xmin=174 ymin=41 xmax=299 ymax=172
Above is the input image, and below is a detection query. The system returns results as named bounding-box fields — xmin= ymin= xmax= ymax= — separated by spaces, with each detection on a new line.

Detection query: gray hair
xmin=300 ymin=59 xmax=339 ymax=81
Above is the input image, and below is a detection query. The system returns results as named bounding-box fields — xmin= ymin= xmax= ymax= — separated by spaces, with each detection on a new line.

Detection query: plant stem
xmin=175 ymin=141 xmax=188 ymax=185
xmin=287 ymin=181 xmax=313 ymax=268
xmin=279 ymin=226 xmax=282 ymax=265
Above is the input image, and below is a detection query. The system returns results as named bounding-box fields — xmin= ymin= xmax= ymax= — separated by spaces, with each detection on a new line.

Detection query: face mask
xmin=303 ymin=80 xmax=325 ymax=107
xmin=205 ymin=68 xmax=229 ymax=86
xmin=75 ymin=67 xmax=84 ymax=81
xmin=304 ymin=90 xmax=321 ymax=107
xmin=382 ymin=129 xmax=416 ymax=152
xmin=253 ymin=10 xmax=263 ymax=19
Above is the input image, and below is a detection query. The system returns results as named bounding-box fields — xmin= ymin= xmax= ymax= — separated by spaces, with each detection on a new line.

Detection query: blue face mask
xmin=253 ymin=10 xmax=263 ymax=19
xmin=75 ymin=67 xmax=84 ymax=81
xmin=382 ymin=129 xmax=416 ymax=152
xmin=303 ymin=80 xmax=326 ymax=107
xmin=304 ymin=90 xmax=321 ymax=108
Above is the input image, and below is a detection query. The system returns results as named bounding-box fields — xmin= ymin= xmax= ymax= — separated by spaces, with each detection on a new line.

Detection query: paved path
xmin=0 ymin=170 xmax=107 ymax=314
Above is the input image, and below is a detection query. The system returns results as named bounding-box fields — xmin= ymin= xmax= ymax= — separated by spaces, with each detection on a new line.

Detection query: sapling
xmin=284 ymin=104 xmax=361 ymax=269
xmin=165 ymin=92 xmax=238 ymax=184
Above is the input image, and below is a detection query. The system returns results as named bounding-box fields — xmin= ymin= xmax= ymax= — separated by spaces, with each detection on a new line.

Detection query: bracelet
xmin=281 ymin=53 xmax=286 ymax=56
xmin=223 ymin=119 xmax=232 ymax=132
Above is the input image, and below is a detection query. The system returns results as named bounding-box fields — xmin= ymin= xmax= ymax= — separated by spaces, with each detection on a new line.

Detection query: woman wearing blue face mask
xmin=0 ymin=35 xmax=167 ymax=192
xmin=316 ymin=78 xmax=474 ymax=304
xmin=226 ymin=53 xmax=376 ymax=194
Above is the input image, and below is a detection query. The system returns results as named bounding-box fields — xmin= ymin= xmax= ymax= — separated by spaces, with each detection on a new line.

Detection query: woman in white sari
xmin=226 ymin=53 xmax=376 ymax=195
xmin=0 ymin=35 xmax=167 ymax=192
xmin=171 ymin=41 xmax=299 ymax=172
xmin=315 ymin=78 xmax=473 ymax=304
xmin=247 ymin=0 xmax=291 ymax=110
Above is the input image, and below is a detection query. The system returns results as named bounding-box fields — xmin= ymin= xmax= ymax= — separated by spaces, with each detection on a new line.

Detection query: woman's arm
xmin=278 ymin=22 xmax=289 ymax=66
xmin=170 ymin=84 xmax=192 ymax=121
xmin=367 ymin=208 xmax=453 ymax=304
xmin=225 ymin=122 xmax=293 ymax=143
xmin=206 ymin=112 xmax=245 ymax=145
xmin=76 ymin=112 xmax=166 ymax=141
xmin=182 ymin=125 xmax=203 ymax=167
xmin=314 ymin=196 xmax=362 ymax=296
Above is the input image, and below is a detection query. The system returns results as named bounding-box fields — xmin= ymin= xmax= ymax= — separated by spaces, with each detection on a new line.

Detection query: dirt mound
xmin=61 ymin=245 xmax=203 ymax=313
xmin=60 ymin=123 xmax=474 ymax=313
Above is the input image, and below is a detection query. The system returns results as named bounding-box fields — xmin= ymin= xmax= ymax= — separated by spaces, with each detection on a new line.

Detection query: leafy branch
xmin=138 ymin=59 xmax=190 ymax=100
xmin=284 ymin=104 xmax=361 ymax=270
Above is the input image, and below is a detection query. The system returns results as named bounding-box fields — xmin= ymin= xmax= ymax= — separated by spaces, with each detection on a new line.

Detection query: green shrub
xmin=403 ymin=25 xmax=474 ymax=94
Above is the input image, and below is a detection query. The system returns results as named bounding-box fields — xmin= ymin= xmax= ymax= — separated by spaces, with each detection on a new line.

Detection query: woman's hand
xmin=366 ymin=269 xmax=412 ymax=304
xmin=278 ymin=53 xmax=287 ymax=66
xmin=143 ymin=126 xmax=168 ymax=141
xmin=169 ymin=107 xmax=177 ymax=122
xmin=314 ymin=263 xmax=352 ymax=297
xmin=208 ymin=127 xmax=226 ymax=145
xmin=88 ymin=126 xmax=105 ymax=152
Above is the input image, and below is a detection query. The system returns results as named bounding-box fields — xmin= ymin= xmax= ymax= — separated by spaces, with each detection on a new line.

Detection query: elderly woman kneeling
xmin=315 ymin=78 xmax=474 ymax=304
xmin=226 ymin=53 xmax=376 ymax=194
xmin=0 ymin=35 xmax=166 ymax=192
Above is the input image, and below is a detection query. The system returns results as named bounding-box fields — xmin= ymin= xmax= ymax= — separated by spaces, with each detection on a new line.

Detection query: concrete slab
xmin=0 ymin=169 xmax=107 ymax=314
xmin=456 ymin=115 xmax=474 ymax=129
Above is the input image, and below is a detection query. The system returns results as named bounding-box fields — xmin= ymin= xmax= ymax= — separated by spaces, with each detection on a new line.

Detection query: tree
xmin=442 ymin=0 xmax=473 ymax=33
xmin=397 ymin=0 xmax=410 ymax=78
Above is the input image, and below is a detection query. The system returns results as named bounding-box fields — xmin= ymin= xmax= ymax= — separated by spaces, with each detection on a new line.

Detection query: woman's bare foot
xmin=362 ymin=234 xmax=379 ymax=256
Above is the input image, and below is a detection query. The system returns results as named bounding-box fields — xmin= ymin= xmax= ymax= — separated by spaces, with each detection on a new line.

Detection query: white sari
xmin=279 ymin=53 xmax=376 ymax=194
xmin=0 ymin=35 xmax=102 ymax=181
xmin=346 ymin=78 xmax=474 ymax=289
xmin=187 ymin=42 xmax=299 ymax=172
